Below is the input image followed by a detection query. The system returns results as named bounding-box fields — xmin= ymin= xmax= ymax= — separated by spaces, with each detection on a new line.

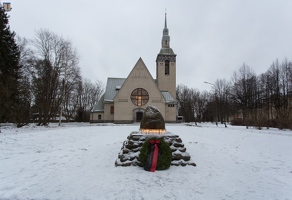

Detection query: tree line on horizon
xmin=177 ymin=59 xmax=292 ymax=129
xmin=2 ymin=6 xmax=292 ymax=129
xmin=0 ymin=7 xmax=104 ymax=126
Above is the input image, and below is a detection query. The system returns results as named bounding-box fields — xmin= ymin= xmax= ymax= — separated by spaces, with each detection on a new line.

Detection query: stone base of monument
xmin=115 ymin=132 xmax=196 ymax=167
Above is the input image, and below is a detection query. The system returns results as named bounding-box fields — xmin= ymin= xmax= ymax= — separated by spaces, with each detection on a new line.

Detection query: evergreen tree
xmin=0 ymin=5 xmax=21 ymax=122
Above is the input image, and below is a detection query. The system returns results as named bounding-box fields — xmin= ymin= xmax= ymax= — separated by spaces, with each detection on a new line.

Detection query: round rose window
xmin=131 ymin=88 xmax=149 ymax=106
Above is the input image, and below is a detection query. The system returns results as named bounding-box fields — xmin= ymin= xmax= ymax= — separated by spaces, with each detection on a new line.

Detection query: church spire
xmin=162 ymin=12 xmax=170 ymax=48
xmin=156 ymin=12 xmax=177 ymax=102
xmin=164 ymin=12 xmax=168 ymax=29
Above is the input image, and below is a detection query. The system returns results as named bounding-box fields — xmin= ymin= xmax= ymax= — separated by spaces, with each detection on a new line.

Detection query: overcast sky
xmin=6 ymin=0 xmax=292 ymax=91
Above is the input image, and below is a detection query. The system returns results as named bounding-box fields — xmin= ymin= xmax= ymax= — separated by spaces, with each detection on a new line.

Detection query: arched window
xmin=131 ymin=88 xmax=149 ymax=106
xmin=165 ymin=60 xmax=170 ymax=75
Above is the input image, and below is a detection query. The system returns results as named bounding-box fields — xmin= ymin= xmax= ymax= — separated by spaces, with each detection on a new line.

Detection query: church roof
xmin=104 ymin=77 xmax=126 ymax=102
xmin=159 ymin=47 xmax=175 ymax=55
xmin=92 ymin=78 xmax=126 ymax=112
xmin=91 ymin=94 xmax=104 ymax=112
xmin=161 ymin=91 xmax=177 ymax=103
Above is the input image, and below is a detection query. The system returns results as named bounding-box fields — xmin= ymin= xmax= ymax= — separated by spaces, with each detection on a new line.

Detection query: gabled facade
xmin=90 ymin=14 xmax=177 ymax=123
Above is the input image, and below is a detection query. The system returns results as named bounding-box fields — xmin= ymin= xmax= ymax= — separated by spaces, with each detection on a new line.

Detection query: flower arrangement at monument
xmin=115 ymin=105 xmax=196 ymax=170
xmin=139 ymin=137 xmax=172 ymax=171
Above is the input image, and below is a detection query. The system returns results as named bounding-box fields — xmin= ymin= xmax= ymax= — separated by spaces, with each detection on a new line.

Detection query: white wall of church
xmin=165 ymin=105 xmax=177 ymax=122
xmin=91 ymin=113 xmax=100 ymax=121
xmin=156 ymin=61 xmax=176 ymax=98
xmin=91 ymin=112 xmax=104 ymax=122
xmin=114 ymin=81 xmax=167 ymax=123
xmin=104 ymin=103 xmax=114 ymax=121
xmin=114 ymin=101 xmax=166 ymax=123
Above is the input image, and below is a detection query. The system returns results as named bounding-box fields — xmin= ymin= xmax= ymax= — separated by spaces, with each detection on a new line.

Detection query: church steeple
xmin=162 ymin=13 xmax=170 ymax=48
xmin=156 ymin=13 xmax=177 ymax=99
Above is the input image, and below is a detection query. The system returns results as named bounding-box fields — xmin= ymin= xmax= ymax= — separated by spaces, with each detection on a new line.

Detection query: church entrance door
xmin=133 ymin=108 xmax=145 ymax=122
xmin=136 ymin=112 xmax=143 ymax=122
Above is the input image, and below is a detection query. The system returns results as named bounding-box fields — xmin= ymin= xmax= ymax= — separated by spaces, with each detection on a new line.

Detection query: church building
xmin=90 ymin=14 xmax=177 ymax=123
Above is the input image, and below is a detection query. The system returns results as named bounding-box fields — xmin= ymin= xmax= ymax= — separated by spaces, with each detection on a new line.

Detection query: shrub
xmin=230 ymin=118 xmax=244 ymax=126
xmin=231 ymin=118 xmax=292 ymax=130
xmin=139 ymin=137 xmax=172 ymax=170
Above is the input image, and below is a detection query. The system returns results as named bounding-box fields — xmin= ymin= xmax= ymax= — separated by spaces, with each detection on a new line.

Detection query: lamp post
xmin=1 ymin=2 xmax=12 ymax=12
xmin=58 ymin=78 xmax=65 ymax=126
xmin=204 ymin=81 xmax=218 ymax=126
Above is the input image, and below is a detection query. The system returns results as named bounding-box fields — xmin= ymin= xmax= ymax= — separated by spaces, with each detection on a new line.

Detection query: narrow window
xmin=165 ymin=60 xmax=170 ymax=75
xmin=110 ymin=106 xmax=114 ymax=114
xmin=98 ymin=115 xmax=101 ymax=120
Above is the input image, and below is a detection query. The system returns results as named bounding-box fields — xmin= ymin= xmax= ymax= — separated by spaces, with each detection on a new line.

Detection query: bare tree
xmin=176 ymin=84 xmax=195 ymax=122
xmin=267 ymin=59 xmax=292 ymax=124
xmin=76 ymin=79 xmax=104 ymax=122
xmin=30 ymin=29 xmax=81 ymax=125
xmin=58 ymin=40 xmax=81 ymax=123
xmin=257 ymin=73 xmax=271 ymax=122
xmin=61 ymin=65 xmax=81 ymax=121
xmin=230 ymin=63 xmax=257 ymax=121
xmin=193 ymin=90 xmax=210 ymax=122
xmin=13 ymin=36 xmax=34 ymax=127
xmin=214 ymin=79 xmax=232 ymax=123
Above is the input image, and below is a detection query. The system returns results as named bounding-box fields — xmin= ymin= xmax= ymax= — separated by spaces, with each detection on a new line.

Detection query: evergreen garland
xmin=139 ymin=137 xmax=172 ymax=170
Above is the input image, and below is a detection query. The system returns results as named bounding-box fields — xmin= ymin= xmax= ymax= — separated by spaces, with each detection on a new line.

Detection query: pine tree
xmin=0 ymin=5 xmax=21 ymax=122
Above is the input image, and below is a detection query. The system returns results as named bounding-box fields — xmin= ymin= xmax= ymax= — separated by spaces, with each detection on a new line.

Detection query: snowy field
xmin=0 ymin=123 xmax=292 ymax=200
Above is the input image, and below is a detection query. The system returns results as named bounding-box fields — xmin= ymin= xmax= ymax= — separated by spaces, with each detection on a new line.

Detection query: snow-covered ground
xmin=0 ymin=123 xmax=291 ymax=200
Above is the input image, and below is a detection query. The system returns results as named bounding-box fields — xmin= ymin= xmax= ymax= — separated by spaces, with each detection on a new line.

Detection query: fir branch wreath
xmin=139 ymin=137 xmax=172 ymax=170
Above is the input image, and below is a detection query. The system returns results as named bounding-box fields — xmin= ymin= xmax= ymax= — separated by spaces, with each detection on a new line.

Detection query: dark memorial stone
xmin=140 ymin=106 xmax=165 ymax=130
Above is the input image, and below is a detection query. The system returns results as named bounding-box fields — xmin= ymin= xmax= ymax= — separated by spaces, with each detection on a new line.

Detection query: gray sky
xmin=7 ymin=0 xmax=292 ymax=91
